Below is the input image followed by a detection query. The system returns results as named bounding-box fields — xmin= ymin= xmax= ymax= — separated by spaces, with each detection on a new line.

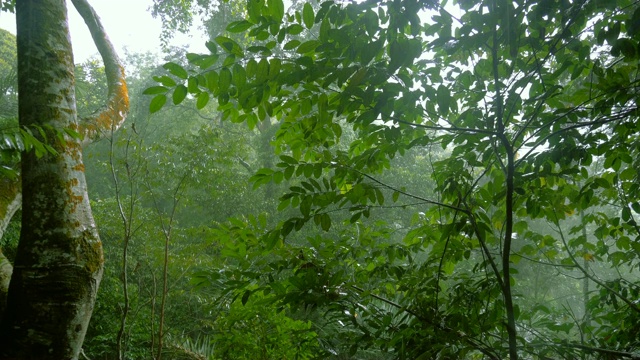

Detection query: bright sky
xmin=0 ymin=0 xmax=207 ymax=62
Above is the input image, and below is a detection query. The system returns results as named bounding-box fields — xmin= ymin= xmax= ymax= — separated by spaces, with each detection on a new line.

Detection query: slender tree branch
xmin=345 ymin=166 xmax=469 ymax=213
xmin=552 ymin=213 xmax=640 ymax=313
xmin=515 ymin=252 xmax=576 ymax=268
xmin=390 ymin=116 xmax=498 ymax=136
xmin=350 ymin=285 xmax=501 ymax=360
xmin=489 ymin=3 xmax=518 ymax=356
xmin=515 ymin=107 xmax=637 ymax=168
xmin=530 ymin=341 xmax=640 ymax=359
xmin=467 ymin=212 xmax=506 ymax=293
xmin=145 ymin=172 xmax=188 ymax=360
xmin=71 ymin=0 xmax=129 ymax=144
xmin=435 ymin=208 xmax=461 ymax=314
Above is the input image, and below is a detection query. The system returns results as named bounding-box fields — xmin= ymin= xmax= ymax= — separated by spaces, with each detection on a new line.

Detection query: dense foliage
xmin=146 ymin=0 xmax=640 ymax=358
xmin=2 ymin=0 xmax=638 ymax=358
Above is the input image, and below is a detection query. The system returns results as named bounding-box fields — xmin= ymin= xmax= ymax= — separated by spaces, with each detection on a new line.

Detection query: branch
xmin=345 ymin=166 xmax=469 ymax=213
xmin=71 ymin=0 xmax=129 ymax=145
xmin=515 ymin=107 xmax=637 ymax=168
xmin=350 ymin=285 xmax=501 ymax=360
xmin=553 ymin=213 xmax=640 ymax=313
xmin=530 ymin=341 xmax=640 ymax=359
xmin=390 ymin=116 xmax=498 ymax=136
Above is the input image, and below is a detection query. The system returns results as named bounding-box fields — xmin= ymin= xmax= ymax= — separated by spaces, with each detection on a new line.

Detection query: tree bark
xmin=0 ymin=0 xmax=128 ymax=358
xmin=71 ymin=0 xmax=129 ymax=144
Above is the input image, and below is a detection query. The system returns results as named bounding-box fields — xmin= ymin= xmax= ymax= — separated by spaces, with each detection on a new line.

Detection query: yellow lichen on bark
xmin=72 ymin=0 xmax=130 ymax=143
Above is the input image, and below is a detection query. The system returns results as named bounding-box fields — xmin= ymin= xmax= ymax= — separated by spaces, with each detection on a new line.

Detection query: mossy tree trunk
xmin=0 ymin=0 xmax=128 ymax=358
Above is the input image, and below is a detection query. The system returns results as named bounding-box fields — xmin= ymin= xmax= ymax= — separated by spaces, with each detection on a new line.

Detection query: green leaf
xmin=303 ymin=3 xmax=314 ymax=29
xmin=149 ymin=94 xmax=167 ymax=113
xmin=246 ymin=59 xmax=258 ymax=79
xmin=219 ymin=67 xmax=232 ymax=91
xmin=241 ymin=289 xmax=252 ymax=305
xmin=269 ymin=23 xmax=280 ymax=36
xmin=227 ymin=20 xmax=254 ymax=33
xmin=437 ymin=85 xmax=451 ymax=116
xmin=196 ymin=92 xmax=210 ymax=109
xmin=187 ymin=76 xmax=199 ymax=94
xmin=626 ymin=7 xmax=640 ymax=37
xmin=265 ymin=231 xmax=281 ymax=250
xmin=143 ymin=86 xmax=169 ymax=95
xmin=375 ymin=189 xmax=384 ymax=205
xmin=284 ymin=166 xmax=295 ymax=180
xmin=248 ymin=0 xmax=265 ymax=22
xmin=287 ymin=24 xmax=305 ymax=35
xmin=280 ymin=155 xmax=298 ymax=164
xmin=300 ymin=196 xmax=312 ymax=217
xmin=172 ymin=85 xmax=188 ymax=105
xmin=320 ymin=213 xmax=331 ymax=231
xmin=256 ymin=59 xmax=270 ymax=82
xmin=594 ymin=177 xmax=610 ymax=189
xmin=233 ymin=63 xmax=247 ymax=88
xmin=269 ymin=58 xmax=281 ymax=79
xmin=278 ymin=197 xmax=291 ymax=211
xmin=205 ymin=40 xmax=217 ymax=54
xmin=611 ymin=38 xmax=637 ymax=58
xmin=350 ymin=212 xmax=361 ymax=223
xmin=364 ymin=9 xmax=378 ymax=36
xmin=205 ymin=71 xmax=218 ymax=93
xmin=281 ymin=220 xmax=295 ymax=237
xmin=272 ymin=169 xmax=284 ymax=183
xmin=153 ymin=75 xmax=177 ymax=87
xmin=296 ymin=40 xmax=320 ymax=54
xmin=215 ymin=36 xmax=243 ymax=56
xmin=163 ymin=62 xmax=188 ymax=80
xmin=284 ymin=39 xmax=301 ymax=50
xmin=267 ymin=0 xmax=284 ymax=21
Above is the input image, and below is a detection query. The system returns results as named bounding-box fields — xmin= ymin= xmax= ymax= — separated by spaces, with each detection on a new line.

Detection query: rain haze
xmin=0 ymin=0 xmax=207 ymax=61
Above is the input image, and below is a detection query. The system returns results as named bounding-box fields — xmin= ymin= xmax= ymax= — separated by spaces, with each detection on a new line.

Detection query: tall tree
xmin=0 ymin=0 xmax=128 ymax=358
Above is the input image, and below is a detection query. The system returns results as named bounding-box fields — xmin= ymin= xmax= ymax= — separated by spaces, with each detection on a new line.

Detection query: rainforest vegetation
xmin=0 ymin=0 xmax=639 ymax=358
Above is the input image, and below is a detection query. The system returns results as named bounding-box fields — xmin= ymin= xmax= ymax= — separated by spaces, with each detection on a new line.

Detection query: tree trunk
xmin=0 ymin=0 xmax=128 ymax=358
xmin=0 ymin=0 xmax=101 ymax=357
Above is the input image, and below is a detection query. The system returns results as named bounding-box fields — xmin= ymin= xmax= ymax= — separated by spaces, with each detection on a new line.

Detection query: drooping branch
xmin=530 ymin=341 xmax=640 ymax=359
xmin=350 ymin=285 xmax=501 ymax=359
xmin=553 ymin=214 xmax=640 ymax=313
xmin=344 ymin=166 xmax=469 ymax=213
xmin=70 ymin=0 xmax=129 ymax=145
